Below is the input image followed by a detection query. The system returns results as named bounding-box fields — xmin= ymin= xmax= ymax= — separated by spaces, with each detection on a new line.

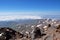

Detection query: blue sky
xmin=0 ymin=0 xmax=60 ymax=16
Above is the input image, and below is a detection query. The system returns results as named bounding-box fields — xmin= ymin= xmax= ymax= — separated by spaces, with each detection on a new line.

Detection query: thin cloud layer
xmin=0 ymin=15 xmax=42 ymax=21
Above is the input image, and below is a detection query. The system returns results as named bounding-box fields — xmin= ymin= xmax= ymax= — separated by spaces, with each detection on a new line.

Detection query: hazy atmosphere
xmin=0 ymin=0 xmax=60 ymax=20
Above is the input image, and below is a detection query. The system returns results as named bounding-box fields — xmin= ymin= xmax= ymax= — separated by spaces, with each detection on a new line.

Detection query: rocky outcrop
xmin=0 ymin=27 xmax=24 ymax=40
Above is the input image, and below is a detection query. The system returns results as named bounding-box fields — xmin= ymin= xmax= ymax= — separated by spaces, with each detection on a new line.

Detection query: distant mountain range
xmin=0 ymin=15 xmax=60 ymax=28
xmin=42 ymin=15 xmax=60 ymax=19
xmin=0 ymin=19 xmax=39 ymax=27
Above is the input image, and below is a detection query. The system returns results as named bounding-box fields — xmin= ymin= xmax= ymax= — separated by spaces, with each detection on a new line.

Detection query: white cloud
xmin=0 ymin=15 xmax=42 ymax=21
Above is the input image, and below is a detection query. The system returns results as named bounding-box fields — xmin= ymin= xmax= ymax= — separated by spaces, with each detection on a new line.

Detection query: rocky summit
xmin=0 ymin=19 xmax=60 ymax=40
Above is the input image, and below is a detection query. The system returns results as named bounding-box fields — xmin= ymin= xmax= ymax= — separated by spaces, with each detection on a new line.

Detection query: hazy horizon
xmin=0 ymin=0 xmax=60 ymax=21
